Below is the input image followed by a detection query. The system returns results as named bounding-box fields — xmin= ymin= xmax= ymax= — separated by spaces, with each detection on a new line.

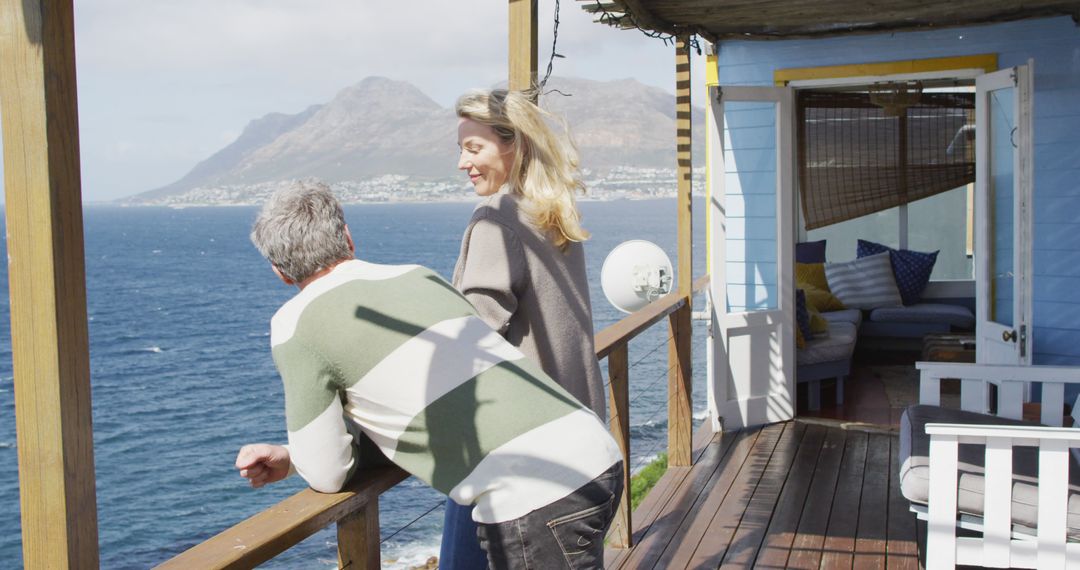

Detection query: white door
xmin=975 ymin=64 xmax=1033 ymax=366
xmin=707 ymin=85 xmax=795 ymax=429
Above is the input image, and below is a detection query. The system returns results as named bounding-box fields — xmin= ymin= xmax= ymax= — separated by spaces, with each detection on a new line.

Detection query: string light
xmin=589 ymin=0 xmax=702 ymax=55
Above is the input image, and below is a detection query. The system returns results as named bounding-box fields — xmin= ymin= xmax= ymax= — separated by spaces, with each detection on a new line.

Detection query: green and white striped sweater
xmin=271 ymin=259 xmax=622 ymax=523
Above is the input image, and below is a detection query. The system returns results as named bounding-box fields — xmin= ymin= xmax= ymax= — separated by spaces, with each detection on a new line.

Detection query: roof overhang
xmin=578 ymin=0 xmax=1080 ymax=42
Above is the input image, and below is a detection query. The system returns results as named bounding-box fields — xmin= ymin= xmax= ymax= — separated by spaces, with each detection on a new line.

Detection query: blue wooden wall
xmin=715 ymin=16 xmax=1080 ymax=366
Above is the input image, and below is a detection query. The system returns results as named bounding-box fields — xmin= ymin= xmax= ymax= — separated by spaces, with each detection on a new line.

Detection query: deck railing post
xmin=606 ymin=343 xmax=632 ymax=548
xmin=668 ymin=303 xmax=693 ymax=467
xmin=508 ymin=0 xmax=538 ymax=95
xmin=337 ymin=500 xmax=380 ymax=570
xmin=1 ymin=1 xmax=99 ymax=567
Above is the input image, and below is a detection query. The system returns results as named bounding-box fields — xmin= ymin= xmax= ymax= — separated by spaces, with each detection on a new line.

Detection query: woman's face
xmin=457 ymin=117 xmax=514 ymax=197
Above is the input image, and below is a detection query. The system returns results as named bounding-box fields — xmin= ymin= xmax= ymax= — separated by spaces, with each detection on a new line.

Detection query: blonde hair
xmin=455 ymin=89 xmax=589 ymax=249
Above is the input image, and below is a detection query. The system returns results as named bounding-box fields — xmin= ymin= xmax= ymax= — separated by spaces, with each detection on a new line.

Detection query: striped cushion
xmin=824 ymin=252 xmax=903 ymax=310
xmin=857 ymin=239 xmax=939 ymax=305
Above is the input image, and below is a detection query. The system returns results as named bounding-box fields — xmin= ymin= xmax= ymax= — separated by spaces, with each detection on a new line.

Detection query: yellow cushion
xmin=796 ymin=326 xmax=806 ymax=349
xmin=795 ymin=262 xmax=829 ymax=291
xmin=802 ymin=282 xmax=846 ymax=312
xmin=807 ymin=304 xmax=829 ymax=335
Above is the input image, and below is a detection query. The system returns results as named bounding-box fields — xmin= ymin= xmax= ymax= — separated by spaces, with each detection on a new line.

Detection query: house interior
xmin=788 ymin=78 xmax=983 ymax=422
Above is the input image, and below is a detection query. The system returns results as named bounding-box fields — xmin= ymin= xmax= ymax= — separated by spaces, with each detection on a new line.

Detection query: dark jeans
xmin=441 ymin=499 xmax=489 ymax=569
xmin=476 ymin=461 xmax=623 ymax=570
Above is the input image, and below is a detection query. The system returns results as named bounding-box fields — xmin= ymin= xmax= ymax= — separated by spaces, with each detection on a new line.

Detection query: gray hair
xmin=250 ymin=180 xmax=352 ymax=283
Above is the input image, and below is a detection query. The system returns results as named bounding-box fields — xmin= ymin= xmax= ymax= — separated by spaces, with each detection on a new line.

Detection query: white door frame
xmin=974 ymin=64 xmax=1034 ymax=368
xmin=707 ymin=85 xmax=796 ymax=430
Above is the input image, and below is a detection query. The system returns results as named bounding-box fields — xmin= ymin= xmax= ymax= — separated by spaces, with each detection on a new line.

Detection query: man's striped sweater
xmin=271 ymin=259 xmax=622 ymax=523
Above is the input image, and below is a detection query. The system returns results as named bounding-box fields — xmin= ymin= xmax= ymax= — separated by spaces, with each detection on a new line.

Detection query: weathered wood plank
xmin=718 ymin=422 xmax=807 ymax=568
xmin=156 ymin=467 xmax=407 ymax=569
xmin=336 ymin=501 xmax=380 ymax=570
xmin=820 ymin=431 xmax=869 ymax=568
xmin=508 ymin=0 xmax=537 ymax=93
xmin=616 ymin=426 xmax=744 ymax=569
xmin=685 ymin=423 xmax=786 ymax=567
xmin=674 ymin=36 xmax=693 ymax=301
xmin=786 ymin=426 xmax=847 ymax=569
xmin=607 ymin=343 xmax=633 ymax=548
xmin=751 ymin=422 xmax=827 ymax=568
xmin=668 ymin=303 xmax=693 ymax=467
xmin=604 ymin=464 xmax=694 ymax=570
xmin=648 ymin=427 xmax=760 ymax=570
xmin=853 ymin=433 xmax=891 ymax=569
xmin=593 ymin=274 xmax=708 ymax=359
xmin=0 ymin=1 xmax=99 ymax=568
xmin=886 ymin=435 xmax=920 ymax=569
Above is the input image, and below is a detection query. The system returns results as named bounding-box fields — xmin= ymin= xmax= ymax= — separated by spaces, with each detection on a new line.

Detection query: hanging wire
xmin=589 ymin=0 xmax=702 ymax=55
xmin=379 ymin=499 xmax=446 ymax=545
xmin=537 ymin=0 xmax=570 ymax=96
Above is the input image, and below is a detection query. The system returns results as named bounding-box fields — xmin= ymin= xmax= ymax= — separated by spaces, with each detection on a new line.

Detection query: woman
xmin=440 ymin=89 xmax=608 ymax=569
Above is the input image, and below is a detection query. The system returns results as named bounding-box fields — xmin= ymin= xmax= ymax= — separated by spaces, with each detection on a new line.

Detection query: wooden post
xmin=668 ymin=37 xmax=694 ymax=467
xmin=337 ymin=501 xmax=380 ymax=570
xmin=0 ymin=2 xmax=99 ymax=568
xmin=508 ymin=0 xmax=538 ymax=95
xmin=606 ymin=343 xmax=632 ymax=548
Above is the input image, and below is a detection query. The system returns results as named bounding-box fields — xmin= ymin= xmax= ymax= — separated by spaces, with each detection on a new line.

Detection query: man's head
xmin=251 ymin=180 xmax=353 ymax=285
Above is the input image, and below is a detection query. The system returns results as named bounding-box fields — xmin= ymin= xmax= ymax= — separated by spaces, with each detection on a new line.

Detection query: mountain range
xmin=127 ymin=76 xmax=705 ymax=204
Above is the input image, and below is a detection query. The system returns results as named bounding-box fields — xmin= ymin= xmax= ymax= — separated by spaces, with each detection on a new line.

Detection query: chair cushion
xmin=820 ymin=308 xmax=862 ymax=327
xmin=869 ymin=303 xmax=975 ymax=329
xmin=899 ymin=405 xmax=1080 ymax=539
xmin=857 ymin=239 xmax=939 ymax=306
xmin=796 ymin=321 xmax=857 ymax=366
xmin=825 ymin=252 xmax=903 ymax=310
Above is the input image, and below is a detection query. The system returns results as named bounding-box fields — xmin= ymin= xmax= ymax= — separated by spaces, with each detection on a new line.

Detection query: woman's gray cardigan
xmin=452 ymin=193 xmax=606 ymax=420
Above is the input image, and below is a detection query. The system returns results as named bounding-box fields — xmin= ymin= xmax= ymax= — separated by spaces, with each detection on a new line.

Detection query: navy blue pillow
xmin=856 ymin=239 xmax=939 ymax=306
xmin=795 ymin=289 xmax=812 ymax=339
xmin=795 ymin=240 xmax=827 ymax=264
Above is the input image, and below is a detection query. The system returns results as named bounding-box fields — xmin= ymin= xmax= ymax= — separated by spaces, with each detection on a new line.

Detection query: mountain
xmin=126 ymin=76 xmax=705 ymax=204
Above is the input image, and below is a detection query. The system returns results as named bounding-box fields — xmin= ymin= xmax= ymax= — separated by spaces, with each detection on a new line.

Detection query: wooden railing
xmin=157 ymin=273 xmax=710 ymax=569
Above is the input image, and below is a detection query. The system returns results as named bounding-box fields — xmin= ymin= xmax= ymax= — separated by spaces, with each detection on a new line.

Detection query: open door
xmin=975 ymin=64 xmax=1033 ymax=366
xmin=707 ymin=85 xmax=795 ymax=429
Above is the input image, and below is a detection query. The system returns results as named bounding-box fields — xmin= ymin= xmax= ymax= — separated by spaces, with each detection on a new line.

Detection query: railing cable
xmin=603 ymin=334 xmax=673 ymax=391
xmin=379 ymin=499 xmax=446 ymax=545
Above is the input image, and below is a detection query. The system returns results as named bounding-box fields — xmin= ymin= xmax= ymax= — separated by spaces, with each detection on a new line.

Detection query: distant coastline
xmin=118 ymin=167 xmax=705 ymax=207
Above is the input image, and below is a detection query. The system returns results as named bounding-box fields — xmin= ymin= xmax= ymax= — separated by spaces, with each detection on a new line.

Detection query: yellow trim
xmin=773 ymin=54 xmax=998 ymax=86
xmin=705 ymin=55 xmax=717 ymax=272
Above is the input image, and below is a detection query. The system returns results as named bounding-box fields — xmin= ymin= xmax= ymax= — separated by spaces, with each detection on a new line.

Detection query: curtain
xmin=796 ymin=90 xmax=975 ymax=230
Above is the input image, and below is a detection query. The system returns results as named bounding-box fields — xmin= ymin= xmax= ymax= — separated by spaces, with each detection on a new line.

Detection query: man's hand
xmin=236 ymin=443 xmax=291 ymax=488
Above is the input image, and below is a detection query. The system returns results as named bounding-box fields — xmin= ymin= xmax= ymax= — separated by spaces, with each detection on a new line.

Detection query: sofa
xmin=794 ymin=239 xmax=975 ymax=410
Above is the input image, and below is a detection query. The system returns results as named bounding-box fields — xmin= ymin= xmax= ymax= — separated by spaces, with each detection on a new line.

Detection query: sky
xmin=0 ymin=1 xmax=706 ymax=202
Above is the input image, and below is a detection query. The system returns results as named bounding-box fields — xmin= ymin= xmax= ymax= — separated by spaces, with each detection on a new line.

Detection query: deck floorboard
xmin=605 ymin=421 xmax=922 ymax=569
xmin=605 ymin=356 xmax=927 ymax=569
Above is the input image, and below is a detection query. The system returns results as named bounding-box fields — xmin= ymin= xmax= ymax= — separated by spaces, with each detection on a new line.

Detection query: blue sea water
xmin=0 ymin=198 xmax=708 ymax=569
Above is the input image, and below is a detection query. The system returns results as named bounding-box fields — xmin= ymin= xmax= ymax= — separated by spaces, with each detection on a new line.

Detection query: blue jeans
xmin=476 ymin=462 xmax=623 ymax=570
xmin=441 ymin=499 xmax=489 ymax=569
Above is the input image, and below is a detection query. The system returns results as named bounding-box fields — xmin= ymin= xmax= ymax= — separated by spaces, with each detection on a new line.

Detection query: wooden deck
xmin=606 ymin=356 xmax=926 ymax=569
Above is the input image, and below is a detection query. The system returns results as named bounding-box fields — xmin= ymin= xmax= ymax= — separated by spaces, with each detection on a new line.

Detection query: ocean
xmin=0 ymin=198 xmax=708 ymax=569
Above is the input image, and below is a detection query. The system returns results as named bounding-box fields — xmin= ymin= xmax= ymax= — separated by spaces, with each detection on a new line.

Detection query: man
xmin=236 ymin=181 xmax=623 ymax=569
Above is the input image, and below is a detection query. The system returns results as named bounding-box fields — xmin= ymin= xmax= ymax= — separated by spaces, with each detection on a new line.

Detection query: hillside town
xmin=125 ymin=166 xmax=706 ymax=207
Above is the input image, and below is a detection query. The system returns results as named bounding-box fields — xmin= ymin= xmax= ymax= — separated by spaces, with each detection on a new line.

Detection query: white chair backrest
xmin=1072 ymin=393 xmax=1080 ymax=466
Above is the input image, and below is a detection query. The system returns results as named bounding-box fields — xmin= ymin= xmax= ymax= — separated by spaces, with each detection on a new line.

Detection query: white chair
xmin=899 ymin=362 xmax=1080 ymax=569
